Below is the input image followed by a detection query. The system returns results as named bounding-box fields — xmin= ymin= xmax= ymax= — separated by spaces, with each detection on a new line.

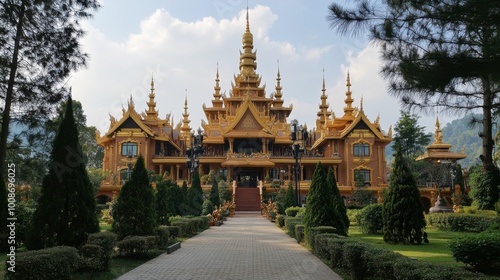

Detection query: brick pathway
xmin=118 ymin=212 xmax=343 ymax=280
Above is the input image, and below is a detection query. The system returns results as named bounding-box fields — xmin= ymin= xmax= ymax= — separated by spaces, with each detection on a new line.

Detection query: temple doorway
xmin=235 ymin=168 xmax=263 ymax=188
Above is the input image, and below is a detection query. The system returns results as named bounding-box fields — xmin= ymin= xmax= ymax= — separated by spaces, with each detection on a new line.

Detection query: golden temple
xmin=96 ymin=11 xmax=392 ymax=206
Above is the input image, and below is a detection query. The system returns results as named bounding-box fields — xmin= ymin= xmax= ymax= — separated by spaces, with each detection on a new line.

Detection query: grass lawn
xmin=348 ymin=225 xmax=468 ymax=267
xmin=99 ymin=222 xmax=112 ymax=231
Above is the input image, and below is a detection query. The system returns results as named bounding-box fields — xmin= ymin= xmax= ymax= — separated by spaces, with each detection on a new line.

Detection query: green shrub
xmin=87 ymin=231 xmax=117 ymax=253
xmin=358 ymin=204 xmax=383 ymax=234
xmin=313 ymin=233 xmax=346 ymax=261
xmin=284 ymin=217 xmax=302 ymax=238
xmin=80 ymin=244 xmax=106 ymax=271
xmin=268 ymin=210 xmax=277 ymax=222
xmin=83 ymin=231 xmax=117 ymax=271
xmin=171 ymin=221 xmax=191 ymax=237
xmin=166 ymin=226 xmax=181 ymax=239
xmin=449 ymin=231 xmax=500 ymax=270
xmin=5 ymin=246 xmax=80 ymax=280
xmin=486 ymin=221 xmax=500 ymax=232
xmin=294 ymin=224 xmax=304 ymax=243
xmin=155 ymin=226 xmax=170 ymax=250
xmin=116 ymin=236 xmax=157 ymax=257
xmin=426 ymin=213 xmax=498 ymax=232
xmin=347 ymin=209 xmax=362 ymax=225
xmin=285 ymin=206 xmax=302 ymax=217
xmin=275 ymin=215 xmax=285 ymax=228
xmin=307 ymin=226 xmax=338 ymax=249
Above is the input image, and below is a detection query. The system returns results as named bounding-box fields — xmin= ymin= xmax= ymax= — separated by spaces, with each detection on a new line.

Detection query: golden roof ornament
xmin=343 ymin=72 xmax=355 ymax=117
xmin=434 ymin=117 xmax=443 ymax=144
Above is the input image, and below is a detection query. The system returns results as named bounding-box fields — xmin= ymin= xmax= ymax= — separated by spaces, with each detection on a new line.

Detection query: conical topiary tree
xmin=383 ymin=145 xmax=426 ymax=244
xmin=112 ymin=155 xmax=157 ymax=239
xmin=210 ymin=179 xmax=220 ymax=207
xmin=284 ymin=181 xmax=297 ymax=208
xmin=28 ymin=96 xmax=99 ymax=249
xmin=180 ymin=180 xmax=189 ymax=215
xmin=303 ymin=162 xmax=346 ymax=237
xmin=187 ymin=171 xmax=203 ymax=216
xmin=327 ymin=167 xmax=349 ymax=235
xmin=155 ymin=180 xmax=174 ymax=225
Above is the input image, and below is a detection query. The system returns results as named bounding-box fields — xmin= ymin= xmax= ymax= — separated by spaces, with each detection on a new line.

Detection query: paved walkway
xmin=118 ymin=212 xmax=342 ymax=280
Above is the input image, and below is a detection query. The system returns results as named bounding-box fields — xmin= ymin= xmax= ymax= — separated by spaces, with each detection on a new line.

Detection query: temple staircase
xmin=234 ymin=188 xmax=261 ymax=211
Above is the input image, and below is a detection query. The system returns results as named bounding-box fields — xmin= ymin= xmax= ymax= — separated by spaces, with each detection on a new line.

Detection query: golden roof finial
xmin=274 ymin=60 xmax=283 ymax=105
xmin=181 ymin=93 xmax=191 ymax=138
xmin=239 ymin=5 xmax=257 ymax=74
xmin=213 ymin=62 xmax=221 ymax=101
xmin=316 ymin=69 xmax=331 ymax=126
xmin=343 ymin=71 xmax=355 ymax=117
xmin=434 ymin=116 xmax=443 ymax=144
xmin=360 ymin=95 xmax=364 ymax=112
xmin=128 ymin=95 xmax=135 ymax=111
xmin=145 ymin=75 xmax=158 ymax=120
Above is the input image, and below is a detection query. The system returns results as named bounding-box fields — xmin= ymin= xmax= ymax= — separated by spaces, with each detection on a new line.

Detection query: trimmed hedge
xmin=311 ymin=235 xmax=488 ymax=280
xmin=284 ymin=217 xmax=302 ymax=238
xmin=80 ymin=231 xmax=117 ymax=271
xmin=426 ymin=213 xmax=499 ymax=232
xmin=5 ymin=246 xmax=80 ymax=280
xmin=449 ymin=231 xmax=500 ymax=270
xmin=116 ymin=236 xmax=158 ymax=257
xmin=166 ymin=226 xmax=181 ymax=239
xmin=307 ymin=226 xmax=338 ymax=249
xmin=275 ymin=215 xmax=285 ymax=228
xmin=155 ymin=226 xmax=170 ymax=250
xmin=294 ymin=224 xmax=304 ymax=243
xmin=285 ymin=206 xmax=302 ymax=217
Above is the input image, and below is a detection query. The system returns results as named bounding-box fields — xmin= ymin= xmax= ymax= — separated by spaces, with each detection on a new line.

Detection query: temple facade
xmin=96 ymin=12 xmax=392 ymax=204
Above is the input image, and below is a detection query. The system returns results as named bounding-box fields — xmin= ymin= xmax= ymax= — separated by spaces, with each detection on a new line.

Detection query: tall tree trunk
xmin=481 ymin=76 xmax=495 ymax=171
xmin=0 ymin=3 xmax=25 ymax=178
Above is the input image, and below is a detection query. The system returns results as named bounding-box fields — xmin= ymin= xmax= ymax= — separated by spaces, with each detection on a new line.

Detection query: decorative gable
xmin=235 ymin=110 xmax=263 ymax=131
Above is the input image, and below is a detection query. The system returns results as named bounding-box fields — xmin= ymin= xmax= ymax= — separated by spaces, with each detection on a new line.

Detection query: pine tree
xmin=327 ymin=167 xmax=349 ymax=236
xmin=112 ymin=155 xmax=157 ymax=239
xmin=209 ymin=179 xmax=221 ymax=207
xmin=28 ymin=96 xmax=99 ymax=249
xmin=155 ymin=180 xmax=173 ymax=225
xmin=303 ymin=162 xmax=346 ymax=237
xmin=383 ymin=146 xmax=426 ymax=244
xmin=180 ymin=180 xmax=189 ymax=215
xmin=187 ymin=172 xmax=203 ymax=216
xmin=284 ymin=181 xmax=297 ymax=208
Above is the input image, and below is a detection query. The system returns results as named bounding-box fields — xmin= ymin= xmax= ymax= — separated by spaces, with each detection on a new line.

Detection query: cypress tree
xmin=327 ymin=167 xmax=349 ymax=235
xmin=28 ymin=96 xmax=99 ymax=249
xmin=303 ymin=162 xmax=345 ymax=237
xmin=187 ymin=172 xmax=203 ymax=216
xmin=209 ymin=179 xmax=220 ymax=207
xmin=284 ymin=181 xmax=297 ymax=208
xmin=179 ymin=180 xmax=189 ymax=215
xmin=112 ymin=155 xmax=157 ymax=239
xmin=155 ymin=180 xmax=173 ymax=225
xmin=383 ymin=146 xmax=426 ymax=244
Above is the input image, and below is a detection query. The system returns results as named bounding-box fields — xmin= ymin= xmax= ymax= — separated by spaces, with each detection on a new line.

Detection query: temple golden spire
xmin=434 ymin=116 xmax=443 ymax=144
xmin=145 ymin=76 xmax=158 ymax=120
xmin=181 ymin=95 xmax=191 ymax=140
xmin=239 ymin=7 xmax=257 ymax=75
xmin=273 ymin=63 xmax=284 ymax=107
xmin=212 ymin=63 xmax=224 ymax=108
xmin=127 ymin=95 xmax=135 ymax=111
xmin=343 ymin=71 xmax=355 ymax=118
xmin=316 ymin=69 xmax=331 ymax=127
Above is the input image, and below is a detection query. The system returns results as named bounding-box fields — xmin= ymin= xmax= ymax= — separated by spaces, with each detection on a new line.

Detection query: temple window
xmin=353 ymin=143 xmax=369 ymax=157
xmin=354 ymin=169 xmax=371 ymax=186
xmin=121 ymin=142 xmax=138 ymax=157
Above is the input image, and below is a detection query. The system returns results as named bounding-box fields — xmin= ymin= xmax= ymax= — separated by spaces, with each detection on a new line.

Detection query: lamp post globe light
xmin=290 ymin=119 xmax=309 ymax=206
xmin=186 ymin=128 xmax=204 ymax=181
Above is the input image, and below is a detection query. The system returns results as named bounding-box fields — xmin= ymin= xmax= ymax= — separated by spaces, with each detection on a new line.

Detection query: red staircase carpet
xmin=234 ymin=188 xmax=261 ymax=211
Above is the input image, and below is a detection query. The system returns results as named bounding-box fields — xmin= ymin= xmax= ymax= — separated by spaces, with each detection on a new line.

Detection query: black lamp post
xmin=291 ymin=119 xmax=309 ymax=206
xmin=186 ymin=128 xmax=204 ymax=182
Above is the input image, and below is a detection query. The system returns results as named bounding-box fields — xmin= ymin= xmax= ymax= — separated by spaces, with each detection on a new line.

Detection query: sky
xmin=69 ymin=0 xmax=452 ymax=135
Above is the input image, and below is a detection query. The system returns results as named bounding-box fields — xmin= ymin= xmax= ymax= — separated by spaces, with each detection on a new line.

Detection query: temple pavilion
xmin=96 ymin=11 xmax=392 ymax=207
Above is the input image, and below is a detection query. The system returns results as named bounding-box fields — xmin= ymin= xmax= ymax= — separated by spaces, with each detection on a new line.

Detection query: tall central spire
xmin=343 ymin=72 xmax=355 ymax=118
xmin=239 ymin=7 xmax=257 ymax=75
